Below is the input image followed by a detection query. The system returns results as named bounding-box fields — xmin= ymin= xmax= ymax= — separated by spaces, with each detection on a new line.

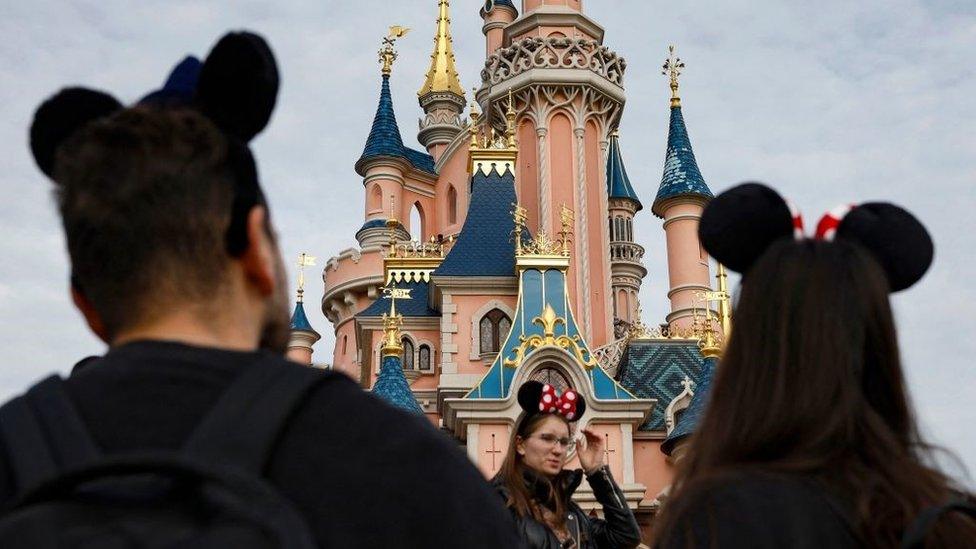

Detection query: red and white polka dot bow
xmin=539 ymin=384 xmax=579 ymax=421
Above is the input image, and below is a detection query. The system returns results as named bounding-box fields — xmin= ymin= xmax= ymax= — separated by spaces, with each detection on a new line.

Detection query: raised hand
xmin=576 ymin=427 xmax=604 ymax=474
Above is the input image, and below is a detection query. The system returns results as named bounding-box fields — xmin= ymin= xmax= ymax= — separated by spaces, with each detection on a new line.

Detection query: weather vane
xmin=379 ymin=25 xmax=410 ymax=75
xmin=296 ymin=252 xmax=317 ymax=302
xmin=662 ymin=44 xmax=685 ymax=108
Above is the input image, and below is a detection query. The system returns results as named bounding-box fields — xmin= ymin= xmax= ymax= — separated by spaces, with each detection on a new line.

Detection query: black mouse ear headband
xmin=29 ymin=31 xmax=279 ymax=257
xmin=517 ymin=380 xmax=586 ymax=424
xmin=699 ymin=182 xmax=933 ymax=292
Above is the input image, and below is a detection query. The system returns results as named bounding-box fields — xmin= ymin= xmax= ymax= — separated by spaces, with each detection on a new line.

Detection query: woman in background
xmin=653 ymin=183 xmax=976 ymax=548
xmin=494 ymin=381 xmax=641 ymax=548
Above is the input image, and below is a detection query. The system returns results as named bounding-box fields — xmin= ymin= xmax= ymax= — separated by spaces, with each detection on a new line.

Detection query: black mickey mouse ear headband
xmin=699 ymin=182 xmax=934 ymax=292
xmin=517 ymin=380 xmax=586 ymax=423
xmin=29 ymin=31 xmax=279 ymax=257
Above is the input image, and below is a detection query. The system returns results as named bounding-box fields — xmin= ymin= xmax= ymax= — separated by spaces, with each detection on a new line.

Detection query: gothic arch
xmin=469 ymin=300 xmax=517 ymax=360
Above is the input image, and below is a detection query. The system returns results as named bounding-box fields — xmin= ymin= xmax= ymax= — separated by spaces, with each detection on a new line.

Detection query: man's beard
xmin=258 ymin=253 xmax=291 ymax=355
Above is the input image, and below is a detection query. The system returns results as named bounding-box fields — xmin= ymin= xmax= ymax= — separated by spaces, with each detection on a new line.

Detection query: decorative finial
xmin=715 ymin=263 xmax=732 ymax=341
xmin=662 ymin=44 xmax=685 ymax=108
xmin=379 ymin=26 xmax=410 ymax=75
xmin=387 ymin=197 xmax=400 ymax=257
xmin=418 ymin=0 xmax=464 ymax=97
xmin=296 ymin=253 xmax=317 ymax=303
xmin=512 ymin=203 xmax=528 ymax=256
xmin=558 ymin=204 xmax=574 ymax=256
xmin=469 ymin=90 xmax=482 ymax=149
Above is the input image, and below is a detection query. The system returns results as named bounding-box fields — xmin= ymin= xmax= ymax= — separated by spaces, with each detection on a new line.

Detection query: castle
xmin=286 ymin=0 xmax=730 ymax=537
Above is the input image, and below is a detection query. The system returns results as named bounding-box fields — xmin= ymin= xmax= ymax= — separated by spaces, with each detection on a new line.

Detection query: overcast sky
xmin=1 ymin=1 xmax=973 ymax=482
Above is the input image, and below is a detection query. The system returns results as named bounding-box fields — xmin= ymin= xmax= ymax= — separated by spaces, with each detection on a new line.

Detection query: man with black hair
xmin=0 ymin=32 xmax=522 ymax=548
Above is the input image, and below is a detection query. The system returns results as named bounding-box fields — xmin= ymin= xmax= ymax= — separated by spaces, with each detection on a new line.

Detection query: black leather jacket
xmin=494 ymin=466 xmax=642 ymax=549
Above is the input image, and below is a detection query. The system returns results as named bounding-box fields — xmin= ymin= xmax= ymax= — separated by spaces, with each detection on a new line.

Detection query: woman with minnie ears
xmin=493 ymin=380 xmax=641 ymax=549
xmin=653 ymin=183 xmax=976 ymax=548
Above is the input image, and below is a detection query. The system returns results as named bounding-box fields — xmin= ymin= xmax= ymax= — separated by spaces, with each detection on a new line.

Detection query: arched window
xmin=402 ymin=337 xmax=414 ymax=370
xmin=419 ymin=345 xmax=431 ymax=371
xmin=529 ymin=365 xmax=572 ymax=394
xmin=479 ymin=308 xmax=511 ymax=355
xmin=447 ymin=185 xmax=458 ymax=225
xmin=369 ymin=185 xmax=383 ymax=211
xmin=409 ymin=203 xmax=424 ymax=241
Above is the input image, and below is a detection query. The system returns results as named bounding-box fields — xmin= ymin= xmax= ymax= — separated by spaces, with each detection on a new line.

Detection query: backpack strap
xmin=0 ymin=375 xmax=101 ymax=497
xmin=182 ymin=361 xmax=325 ymax=475
xmin=900 ymin=497 xmax=976 ymax=549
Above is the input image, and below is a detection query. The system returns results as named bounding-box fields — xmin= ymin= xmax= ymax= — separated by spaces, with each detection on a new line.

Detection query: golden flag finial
xmin=296 ymin=253 xmax=317 ymax=302
xmin=380 ymin=286 xmax=412 ymax=357
xmin=418 ymin=0 xmax=464 ymax=97
xmin=662 ymin=44 xmax=685 ymax=108
xmin=379 ymin=26 xmax=410 ymax=75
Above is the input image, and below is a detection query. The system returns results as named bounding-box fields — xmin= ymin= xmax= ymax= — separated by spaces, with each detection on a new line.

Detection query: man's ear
xmin=239 ymin=205 xmax=277 ymax=296
xmin=71 ymin=284 xmax=109 ymax=343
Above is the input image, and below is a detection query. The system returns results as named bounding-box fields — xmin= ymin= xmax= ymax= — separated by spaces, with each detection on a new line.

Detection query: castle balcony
xmin=322 ymin=247 xmax=385 ymax=327
xmin=610 ymin=241 xmax=647 ymax=283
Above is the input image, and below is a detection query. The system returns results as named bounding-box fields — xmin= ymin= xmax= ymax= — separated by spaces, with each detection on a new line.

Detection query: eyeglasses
xmin=533 ymin=433 xmax=575 ymax=450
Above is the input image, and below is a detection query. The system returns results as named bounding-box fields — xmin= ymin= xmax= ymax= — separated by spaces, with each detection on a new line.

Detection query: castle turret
xmin=606 ymin=131 xmax=646 ymax=326
xmin=356 ymin=30 xmax=411 ymax=247
xmin=479 ymin=0 xmax=517 ymax=56
xmin=287 ymin=253 xmax=321 ymax=365
xmin=417 ymin=0 xmax=466 ymax=160
xmin=372 ymin=292 xmax=425 ymax=415
xmin=652 ymin=47 xmax=713 ymax=330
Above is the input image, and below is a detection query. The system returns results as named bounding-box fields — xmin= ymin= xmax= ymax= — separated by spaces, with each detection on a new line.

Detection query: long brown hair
xmin=655 ymin=239 xmax=974 ymax=547
xmin=496 ymin=412 xmax=571 ymax=529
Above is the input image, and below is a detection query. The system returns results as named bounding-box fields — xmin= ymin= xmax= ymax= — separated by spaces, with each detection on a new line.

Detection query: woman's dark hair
xmin=496 ymin=412 xmax=572 ymax=530
xmin=654 ymin=238 xmax=974 ymax=547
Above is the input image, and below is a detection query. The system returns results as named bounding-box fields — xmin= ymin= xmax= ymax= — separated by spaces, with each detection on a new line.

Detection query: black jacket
xmin=495 ymin=466 xmax=642 ymax=549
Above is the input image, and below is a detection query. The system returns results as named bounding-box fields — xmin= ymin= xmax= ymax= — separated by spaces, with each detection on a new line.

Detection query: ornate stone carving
xmin=481 ymin=37 xmax=626 ymax=87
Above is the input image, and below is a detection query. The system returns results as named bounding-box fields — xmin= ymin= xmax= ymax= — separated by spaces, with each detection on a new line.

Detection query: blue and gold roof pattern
xmin=651 ymin=106 xmax=712 ymax=216
xmin=616 ymin=339 xmax=705 ymax=431
xmin=467 ymin=267 xmax=635 ymax=401
xmin=662 ymin=356 xmax=716 ymax=455
xmin=372 ymin=355 xmax=424 ymax=415
xmin=356 ymin=74 xmax=436 ymax=177
xmin=606 ymin=133 xmax=642 ymax=210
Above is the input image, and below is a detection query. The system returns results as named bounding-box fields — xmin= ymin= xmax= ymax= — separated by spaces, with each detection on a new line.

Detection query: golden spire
xmin=418 ymin=1 xmax=465 ymax=97
xmin=381 ymin=286 xmax=412 ymax=358
xmin=379 ymin=26 xmax=410 ymax=76
xmin=715 ymin=263 xmax=732 ymax=342
xmin=296 ymin=253 xmax=317 ymax=303
xmin=662 ymin=44 xmax=685 ymax=108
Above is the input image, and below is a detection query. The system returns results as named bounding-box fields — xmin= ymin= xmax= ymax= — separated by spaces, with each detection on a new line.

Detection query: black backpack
xmin=0 ymin=362 xmax=323 ymax=548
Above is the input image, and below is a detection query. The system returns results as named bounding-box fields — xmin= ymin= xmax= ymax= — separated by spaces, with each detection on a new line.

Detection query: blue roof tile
xmin=606 ymin=133 xmax=642 ymax=210
xmin=616 ymin=339 xmax=705 ymax=431
xmin=652 ymin=106 xmax=713 ymax=216
xmin=289 ymin=301 xmax=316 ymax=332
xmin=662 ymin=356 xmax=716 ymax=455
xmin=355 ymin=74 xmax=437 ymax=177
xmin=435 ymin=167 xmax=521 ymax=276
xmin=357 ymin=281 xmax=440 ymax=318
xmin=372 ymin=355 xmax=424 ymax=415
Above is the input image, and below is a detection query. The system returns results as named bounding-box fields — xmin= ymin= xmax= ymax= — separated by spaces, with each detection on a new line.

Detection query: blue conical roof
xmin=661 ymin=356 xmax=716 ymax=455
xmin=355 ymin=74 xmax=437 ymax=177
xmin=606 ymin=133 xmax=642 ymax=210
xmin=434 ymin=167 xmax=523 ymax=276
xmin=289 ymin=301 xmax=316 ymax=333
xmin=373 ymin=355 xmax=424 ymax=415
xmin=651 ymin=106 xmax=713 ymax=217
xmin=480 ymin=0 xmax=517 ymax=16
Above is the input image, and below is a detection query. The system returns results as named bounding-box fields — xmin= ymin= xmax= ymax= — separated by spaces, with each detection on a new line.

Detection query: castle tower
xmin=287 ymin=254 xmax=321 ymax=365
xmin=478 ymin=0 xmax=622 ymax=347
xmin=652 ymin=47 xmax=713 ymax=330
xmin=479 ymin=1 xmax=517 ymax=56
xmin=355 ymin=31 xmax=413 ymax=248
xmin=606 ymin=131 xmax=645 ymax=326
xmin=417 ymin=0 xmax=466 ymax=160
xmin=371 ymin=294 xmax=425 ymax=415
